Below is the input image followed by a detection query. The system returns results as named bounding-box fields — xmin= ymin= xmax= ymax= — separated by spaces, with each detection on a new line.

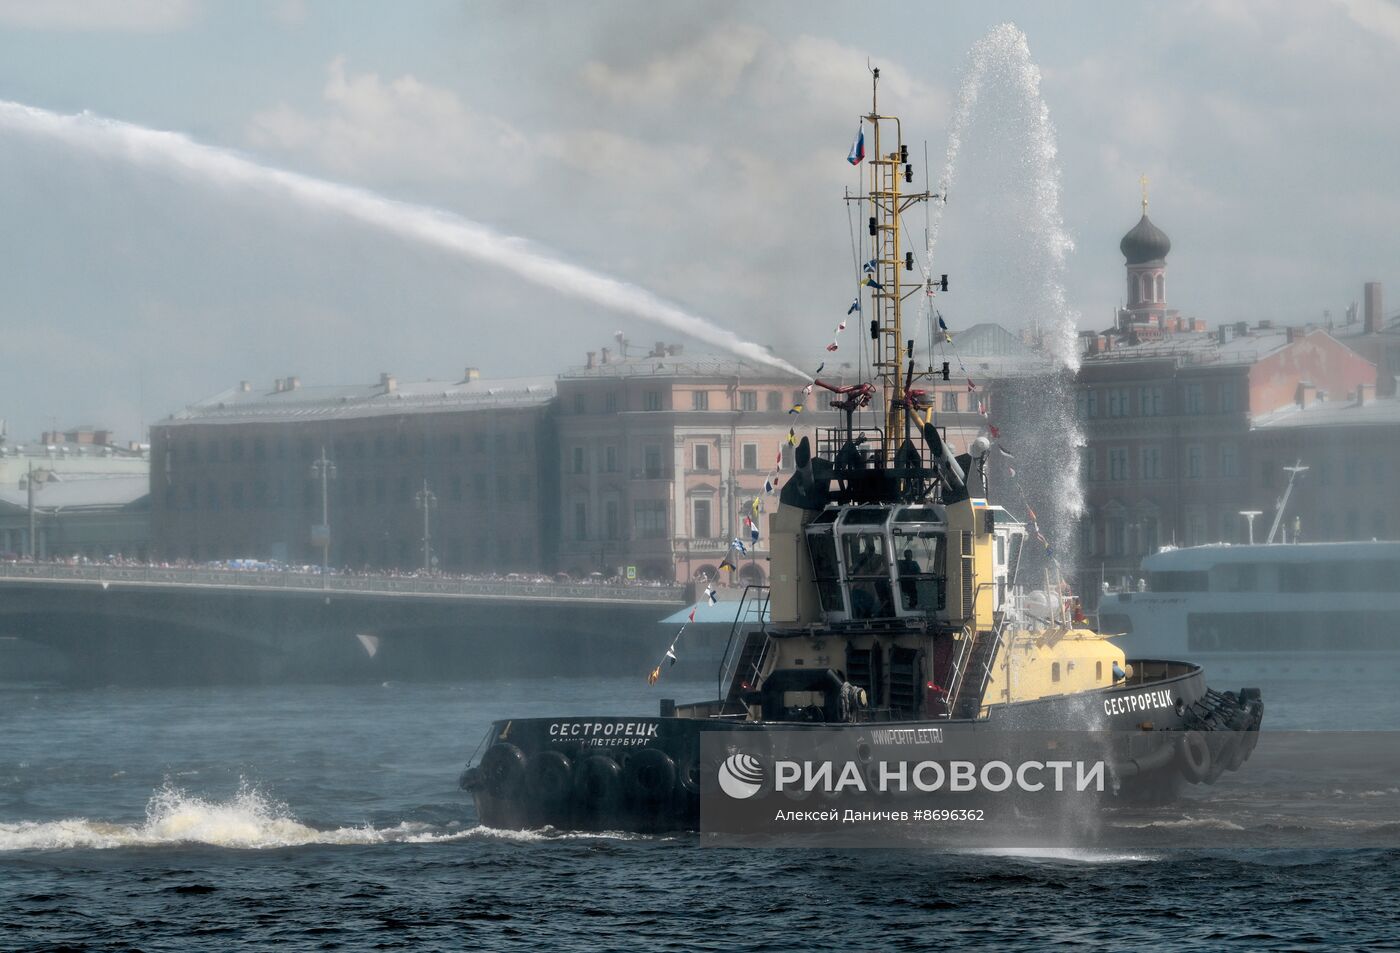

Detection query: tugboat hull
xmin=462 ymin=661 xmax=1263 ymax=833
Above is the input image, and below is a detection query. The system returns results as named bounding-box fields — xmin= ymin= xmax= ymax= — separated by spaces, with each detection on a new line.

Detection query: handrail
xmin=717 ymin=584 xmax=770 ymax=707
xmin=0 ymin=563 xmax=686 ymax=603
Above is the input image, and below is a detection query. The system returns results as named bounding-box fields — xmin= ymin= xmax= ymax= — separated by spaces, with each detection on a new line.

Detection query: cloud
xmin=246 ymin=57 xmax=528 ymax=184
xmin=581 ymin=24 xmax=766 ymax=104
xmin=0 ymin=0 xmax=195 ymax=31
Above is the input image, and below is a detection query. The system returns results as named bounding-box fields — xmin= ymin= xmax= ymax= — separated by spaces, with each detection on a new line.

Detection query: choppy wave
xmin=0 ymin=782 xmax=647 ymax=851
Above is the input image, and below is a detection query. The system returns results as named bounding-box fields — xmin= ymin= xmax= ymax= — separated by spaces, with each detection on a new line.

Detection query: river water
xmin=3 ymin=671 xmax=1398 ymax=951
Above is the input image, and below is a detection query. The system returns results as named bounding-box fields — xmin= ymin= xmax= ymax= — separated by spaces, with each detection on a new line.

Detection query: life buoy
xmin=1177 ymin=730 xmax=1211 ymax=785
xmin=624 ymin=748 xmax=677 ymax=805
xmin=573 ymin=755 xmax=622 ymax=813
xmin=478 ymin=743 xmax=527 ymax=799
xmin=526 ymin=750 xmax=573 ymax=811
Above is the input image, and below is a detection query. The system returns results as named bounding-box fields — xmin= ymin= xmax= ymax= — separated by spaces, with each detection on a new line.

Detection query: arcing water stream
xmin=0 ymin=99 xmax=804 ymax=378
xmin=927 ymin=24 xmax=1086 ymax=561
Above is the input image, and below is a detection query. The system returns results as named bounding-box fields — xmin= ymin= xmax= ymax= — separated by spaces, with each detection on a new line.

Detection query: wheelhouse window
xmin=892 ymin=528 xmax=945 ymax=612
xmin=842 ymin=532 xmax=892 ymax=618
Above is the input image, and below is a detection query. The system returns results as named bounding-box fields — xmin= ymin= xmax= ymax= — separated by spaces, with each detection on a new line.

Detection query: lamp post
xmin=414 ymin=479 xmax=437 ymax=571
xmin=310 ymin=446 xmax=336 ymax=577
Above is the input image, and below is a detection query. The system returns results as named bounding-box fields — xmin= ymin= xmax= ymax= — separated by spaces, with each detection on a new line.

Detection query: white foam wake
xmin=0 ymin=782 xmax=651 ymax=851
xmin=0 ymin=99 xmax=804 ymax=378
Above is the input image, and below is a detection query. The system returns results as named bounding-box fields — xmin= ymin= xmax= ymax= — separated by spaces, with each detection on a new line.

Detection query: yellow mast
xmin=856 ymin=68 xmax=934 ymax=462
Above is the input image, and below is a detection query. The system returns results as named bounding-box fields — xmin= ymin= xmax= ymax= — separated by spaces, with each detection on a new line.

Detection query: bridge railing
xmin=0 ymin=563 xmax=686 ymax=603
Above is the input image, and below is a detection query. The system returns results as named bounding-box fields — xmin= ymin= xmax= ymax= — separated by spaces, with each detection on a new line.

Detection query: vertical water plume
xmin=0 ymin=100 xmax=805 ymax=379
xmin=928 ymin=24 xmax=1085 ymax=575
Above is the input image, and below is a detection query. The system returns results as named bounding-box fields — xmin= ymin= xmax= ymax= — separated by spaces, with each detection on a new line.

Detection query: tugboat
xmin=460 ymin=72 xmax=1263 ymax=834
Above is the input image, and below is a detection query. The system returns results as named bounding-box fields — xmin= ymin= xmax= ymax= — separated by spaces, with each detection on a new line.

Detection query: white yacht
xmin=1097 ymin=540 xmax=1400 ymax=676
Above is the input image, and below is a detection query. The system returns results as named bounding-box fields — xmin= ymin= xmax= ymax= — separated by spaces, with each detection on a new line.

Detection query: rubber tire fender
xmin=526 ymin=750 xmax=574 ymax=810
xmin=1177 ymin=730 xmax=1211 ymax=785
xmin=624 ymin=748 xmax=677 ymax=804
xmin=479 ymin=743 xmax=528 ymax=799
xmin=573 ymin=754 xmax=623 ymax=812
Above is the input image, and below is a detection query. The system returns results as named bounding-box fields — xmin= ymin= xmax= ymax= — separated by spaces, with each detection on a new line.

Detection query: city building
xmin=149 ymin=371 xmax=557 ymax=570
xmin=0 ymin=426 xmax=150 ymax=559
xmin=1075 ymin=206 xmax=1378 ymax=599
xmin=1250 ymin=392 xmax=1400 ymax=543
xmin=552 ymin=337 xmax=1031 ymax=584
xmin=1333 ymin=281 xmax=1400 ymax=397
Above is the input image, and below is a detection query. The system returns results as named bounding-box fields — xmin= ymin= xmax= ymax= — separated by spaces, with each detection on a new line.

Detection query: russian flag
xmin=847 ymin=126 xmax=865 ymax=165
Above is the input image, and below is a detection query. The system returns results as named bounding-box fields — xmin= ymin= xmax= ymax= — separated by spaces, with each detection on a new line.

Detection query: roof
xmin=1144 ymin=540 xmax=1400 ymax=572
xmin=160 ymin=375 xmax=557 ymax=426
xmin=0 ymin=474 xmax=149 ymax=512
xmin=1082 ymin=326 xmax=1298 ymax=367
xmin=559 ymin=351 xmax=807 ymax=383
xmin=1252 ymin=395 xmax=1400 ymax=430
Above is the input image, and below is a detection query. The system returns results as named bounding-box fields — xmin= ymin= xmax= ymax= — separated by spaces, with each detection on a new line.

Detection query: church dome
xmin=1120 ymin=214 xmax=1171 ymax=264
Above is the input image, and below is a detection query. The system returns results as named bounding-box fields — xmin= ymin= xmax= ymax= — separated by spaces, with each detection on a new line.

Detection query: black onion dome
xmin=1120 ymin=214 xmax=1171 ymax=264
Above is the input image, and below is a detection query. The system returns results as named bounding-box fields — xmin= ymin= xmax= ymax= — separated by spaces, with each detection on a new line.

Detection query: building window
xmin=1220 ymin=444 xmax=1239 ymax=478
xmin=694 ymin=443 xmax=710 ymax=471
xmin=741 ymin=443 xmax=758 ymax=471
xmin=1140 ymin=446 xmax=1162 ymax=480
xmin=643 ymin=391 xmax=662 ymax=412
xmin=605 ymin=392 xmax=618 ymax=414
xmin=473 ymin=473 xmax=486 ymax=496
xmin=1260 ymin=459 xmax=1275 ymax=489
xmin=942 ymin=391 xmax=959 ymax=412
xmin=498 ymin=475 xmax=511 ymax=503
xmin=1108 ymin=448 xmax=1129 ymax=481
xmin=230 ymin=438 xmax=244 ymax=461
xmin=634 ymin=501 xmax=667 ymax=539
xmin=518 ymin=476 xmax=531 ymax=500
xmin=230 ymin=482 xmax=244 ymax=509
xmin=1186 ymin=445 xmax=1204 ymax=479
xmin=1155 ymin=274 xmax=1164 ymax=301
xmin=574 ymin=501 xmax=587 ymax=540
xmin=1107 ymin=388 xmax=1131 ymax=418
xmin=740 ymin=391 xmax=758 ymax=412
xmin=767 ymin=391 xmax=782 ymax=412
xmin=472 ymin=433 xmax=486 ymax=452
xmin=1076 ymin=389 xmax=1098 ymax=419
xmin=1079 ymin=448 xmax=1095 ymax=483
xmin=573 ymin=393 xmax=585 ymax=415
xmin=643 ymin=445 xmax=663 ymax=478
xmin=693 ymin=499 xmax=713 ymax=540
xmin=604 ymin=446 xmax=618 ymax=473
xmin=1220 ymin=382 xmax=1238 ymax=414
xmin=605 ymin=499 xmax=620 ymax=540
xmin=692 ymin=391 xmax=709 ymax=411
xmin=209 ymin=440 xmax=222 ymax=462
xmin=1139 ymin=385 xmax=1163 ymax=417
xmin=398 ymin=476 xmax=410 ymax=503
xmin=572 ymin=446 xmax=585 ymax=474
xmin=1183 ymin=382 xmax=1204 ymax=415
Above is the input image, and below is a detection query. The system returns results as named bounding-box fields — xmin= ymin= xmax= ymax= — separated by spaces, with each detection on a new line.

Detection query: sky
xmin=0 ymin=0 xmax=1398 ymax=442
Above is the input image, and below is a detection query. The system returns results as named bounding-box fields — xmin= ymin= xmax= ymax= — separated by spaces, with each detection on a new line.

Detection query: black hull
xmin=461 ymin=661 xmax=1263 ymax=834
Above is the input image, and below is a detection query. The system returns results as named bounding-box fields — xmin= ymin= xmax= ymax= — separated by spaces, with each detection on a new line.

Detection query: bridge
xmin=0 ymin=565 xmax=690 ymax=684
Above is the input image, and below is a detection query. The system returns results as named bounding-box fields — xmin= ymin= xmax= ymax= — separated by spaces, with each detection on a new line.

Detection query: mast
xmin=849 ymin=67 xmax=936 ymax=463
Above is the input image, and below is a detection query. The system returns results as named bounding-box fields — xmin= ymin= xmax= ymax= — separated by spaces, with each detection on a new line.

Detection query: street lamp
xmin=414 ymin=478 xmax=437 ymax=571
xmin=309 ymin=446 xmax=336 ymax=575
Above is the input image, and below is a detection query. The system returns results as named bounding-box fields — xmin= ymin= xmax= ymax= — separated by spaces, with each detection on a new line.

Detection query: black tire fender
xmin=526 ymin=750 xmax=573 ymax=809
xmin=624 ymin=748 xmax=677 ymax=804
xmin=573 ymin=754 xmax=623 ymax=810
xmin=478 ymin=743 xmax=528 ymax=799
xmin=1177 ymin=730 xmax=1211 ymax=785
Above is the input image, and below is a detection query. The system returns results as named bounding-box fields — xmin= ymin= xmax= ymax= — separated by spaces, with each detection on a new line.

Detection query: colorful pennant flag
xmin=732 ymin=538 xmax=748 ymax=555
xmin=789 ymin=404 xmax=803 ymax=415
xmin=814 ymin=363 xmax=824 ymax=375
xmin=846 ymin=298 xmax=860 ymax=315
xmin=787 ymin=427 xmax=797 ymax=446
xmin=937 ymin=314 xmax=948 ymax=332
xmin=720 ymin=553 xmax=737 ymax=573
xmin=648 ymin=665 xmax=661 ymax=685
xmin=863 ymin=276 xmax=884 ymax=291
xmin=706 ymin=585 xmax=718 ymax=606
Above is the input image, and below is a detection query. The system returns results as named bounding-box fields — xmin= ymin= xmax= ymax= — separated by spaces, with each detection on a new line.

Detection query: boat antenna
xmin=844 ymin=64 xmax=936 ymax=465
xmin=1265 ymin=462 xmax=1308 ymax=544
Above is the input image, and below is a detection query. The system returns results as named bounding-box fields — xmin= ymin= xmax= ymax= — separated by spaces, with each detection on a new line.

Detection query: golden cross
xmin=1140 ymin=173 xmax=1149 ymax=214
